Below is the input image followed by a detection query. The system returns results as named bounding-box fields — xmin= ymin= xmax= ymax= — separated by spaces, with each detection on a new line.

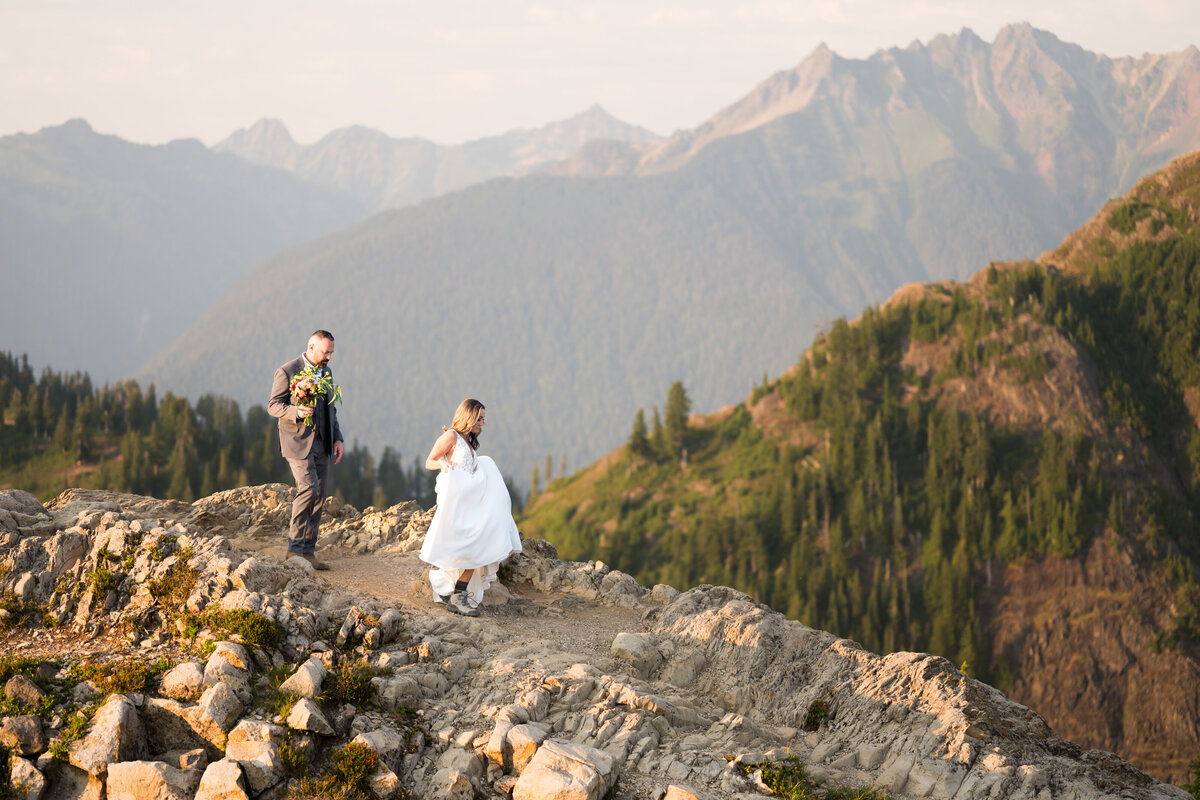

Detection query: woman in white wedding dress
xmin=419 ymin=398 xmax=522 ymax=617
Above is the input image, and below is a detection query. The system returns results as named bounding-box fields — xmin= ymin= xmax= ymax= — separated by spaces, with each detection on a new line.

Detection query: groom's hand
xmin=296 ymin=405 xmax=313 ymax=419
xmin=333 ymin=440 xmax=344 ymax=464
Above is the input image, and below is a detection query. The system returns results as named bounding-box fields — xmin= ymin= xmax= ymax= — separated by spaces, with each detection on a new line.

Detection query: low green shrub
xmin=199 ymin=608 xmax=283 ymax=649
xmin=732 ymin=755 xmax=890 ymax=800
xmin=286 ymin=775 xmax=356 ymax=800
xmin=734 ymin=756 xmax=817 ymax=800
xmin=279 ymin=735 xmax=311 ymax=778
xmin=328 ymin=742 xmax=378 ymax=794
xmin=88 ymin=566 xmax=120 ymax=599
xmin=330 ymin=663 xmax=375 ymax=707
xmin=804 ymin=699 xmax=829 ymax=731
xmin=1184 ymin=757 xmax=1200 ymax=800
xmin=0 ymin=594 xmax=45 ymax=631
xmin=67 ymin=657 xmax=173 ymax=695
xmin=147 ymin=558 xmax=200 ymax=621
xmin=49 ymin=702 xmax=99 ymax=761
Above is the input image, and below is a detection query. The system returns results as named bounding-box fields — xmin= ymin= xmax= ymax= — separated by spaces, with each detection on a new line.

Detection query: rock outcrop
xmin=0 ymin=486 xmax=1189 ymax=799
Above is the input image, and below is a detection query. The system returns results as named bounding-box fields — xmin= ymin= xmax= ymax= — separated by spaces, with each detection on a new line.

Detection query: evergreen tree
xmin=166 ymin=437 xmax=196 ymax=501
xmin=530 ymin=464 xmax=541 ymax=501
xmin=627 ymin=409 xmax=651 ymax=458
xmin=664 ymin=381 xmax=690 ymax=454
xmin=650 ymin=406 xmax=666 ymax=456
xmin=53 ymin=413 xmax=72 ymax=453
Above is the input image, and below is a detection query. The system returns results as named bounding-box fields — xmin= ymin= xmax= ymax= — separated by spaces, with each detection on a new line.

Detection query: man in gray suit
xmin=268 ymin=330 xmax=345 ymax=570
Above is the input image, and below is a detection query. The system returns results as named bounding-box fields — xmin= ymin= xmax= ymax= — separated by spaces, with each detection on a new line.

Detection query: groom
xmin=268 ymin=330 xmax=345 ymax=570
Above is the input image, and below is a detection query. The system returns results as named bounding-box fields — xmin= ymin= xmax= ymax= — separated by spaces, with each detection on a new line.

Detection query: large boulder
xmin=68 ymin=695 xmax=148 ymax=779
xmin=204 ymin=643 xmax=253 ymax=705
xmin=141 ymin=697 xmax=229 ymax=759
xmin=105 ymin=760 xmax=204 ymax=800
xmin=197 ymin=682 xmax=244 ymax=733
xmin=512 ymin=740 xmax=617 ymax=800
xmin=0 ymin=715 xmax=47 ymax=757
xmin=278 ymin=656 xmax=326 ymax=699
xmin=5 ymin=675 xmax=46 ymax=709
xmin=8 ymin=756 xmax=47 ymax=800
xmin=610 ymin=632 xmax=662 ymax=679
xmin=286 ymin=697 xmax=334 ymax=735
xmin=160 ymin=662 xmax=206 ymax=702
xmin=509 ymin=723 xmax=551 ymax=772
xmin=0 ymin=489 xmax=49 ymax=520
xmin=223 ymin=739 xmax=284 ymax=796
xmin=224 ymin=723 xmax=287 ymax=797
xmin=429 ymin=769 xmax=474 ymax=800
xmin=193 ymin=759 xmax=250 ymax=800
xmin=371 ymin=676 xmax=420 ymax=711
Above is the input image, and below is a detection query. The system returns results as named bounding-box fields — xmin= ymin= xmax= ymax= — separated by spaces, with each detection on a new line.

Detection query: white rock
xmin=0 ymin=715 xmax=46 ymax=757
xmin=160 ymin=662 xmax=206 ymax=701
xmin=193 ymin=758 xmax=250 ymax=800
xmin=197 ymin=682 xmax=243 ymax=732
xmin=353 ymin=728 xmax=408 ymax=773
xmin=279 ymin=656 xmax=326 ymax=699
xmin=369 ymin=763 xmax=402 ymax=800
xmin=435 ymin=746 xmax=486 ymax=779
xmin=610 ymin=632 xmax=662 ymax=679
xmin=224 ymin=739 xmax=284 ymax=796
xmin=513 ymin=740 xmax=617 ymax=800
xmin=105 ymin=759 xmax=203 ymax=800
xmin=430 ymin=768 xmax=473 ymax=800
xmin=287 ymin=697 xmax=334 ymax=735
xmin=509 ymin=723 xmax=551 ymax=772
xmin=663 ymin=787 xmax=701 ymax=800
xmin=68 ymin=695 xmax=148 ymax=779
xmin=8 ymin=756 xmax=46 ymax=800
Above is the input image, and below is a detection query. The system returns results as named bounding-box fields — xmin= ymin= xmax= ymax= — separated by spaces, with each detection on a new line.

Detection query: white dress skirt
xmin=419 ymin=431 xmax=522 ymax=607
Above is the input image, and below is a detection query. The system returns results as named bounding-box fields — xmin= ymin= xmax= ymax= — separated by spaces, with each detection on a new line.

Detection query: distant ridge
xmin=0 ymin=120 xmax=366 ymax=380
xmin=214 ymin=105 xmax=663 ymax=211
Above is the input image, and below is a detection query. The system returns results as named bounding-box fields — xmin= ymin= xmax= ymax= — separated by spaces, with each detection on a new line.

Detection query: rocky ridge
xmin=0 ymin=486 xmax=1188 ymax=800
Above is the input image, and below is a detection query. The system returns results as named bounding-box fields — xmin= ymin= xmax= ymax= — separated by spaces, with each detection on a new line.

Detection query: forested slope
xmin=0 ymin=354 xmax=439 ymax=510
xmin=520 ymin=150 xmax=1200 ymax=782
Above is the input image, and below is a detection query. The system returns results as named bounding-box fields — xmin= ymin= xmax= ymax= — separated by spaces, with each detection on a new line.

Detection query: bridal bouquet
xmin=289 ymin=365 xmax=343 ymax=427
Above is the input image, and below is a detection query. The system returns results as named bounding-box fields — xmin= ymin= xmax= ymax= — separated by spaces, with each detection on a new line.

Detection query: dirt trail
xmin=244 ymin=541 xmax=653 ymax=667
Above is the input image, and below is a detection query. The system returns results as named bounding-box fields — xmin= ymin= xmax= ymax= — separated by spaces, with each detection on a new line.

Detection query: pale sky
xmin=2 ymin=1 xmax=1198 ymax=147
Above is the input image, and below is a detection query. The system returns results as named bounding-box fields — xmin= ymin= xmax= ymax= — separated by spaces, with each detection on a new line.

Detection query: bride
xmin=419 ymin=398 xmax=522 ymax=616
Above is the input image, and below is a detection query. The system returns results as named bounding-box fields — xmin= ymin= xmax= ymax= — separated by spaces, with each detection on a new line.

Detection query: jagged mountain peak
xmin=213 ymin=117 xmax=300 ymax=165
xmin=634 ymin=42 xmax=840 ymax=173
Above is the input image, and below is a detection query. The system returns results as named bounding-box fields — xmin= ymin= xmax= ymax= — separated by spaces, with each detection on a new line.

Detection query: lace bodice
xmin=445 ymin=432 xmax=477 ymax=473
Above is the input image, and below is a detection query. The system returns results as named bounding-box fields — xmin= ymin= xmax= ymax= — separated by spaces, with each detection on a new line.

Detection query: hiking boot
xmin=302 ymin=553 xmax=330 ymax=571
xmin=445 ymin=590 xmax=479 ymax=617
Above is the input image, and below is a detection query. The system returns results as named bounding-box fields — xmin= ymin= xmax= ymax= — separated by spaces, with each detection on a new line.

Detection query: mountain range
xmin=0 ymin=120 xmax=368 ymax=381
xmin=137 ymin=23 xmax=1200 ymax=480
xmin=0 ymin=108 xmax=659 ymax=382
xmin=215 ymin=104 xmax=663 ymax=212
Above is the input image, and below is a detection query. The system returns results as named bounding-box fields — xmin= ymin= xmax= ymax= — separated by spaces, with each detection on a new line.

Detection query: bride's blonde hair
xmin=450 ymin=398 xmax=485 ymax=450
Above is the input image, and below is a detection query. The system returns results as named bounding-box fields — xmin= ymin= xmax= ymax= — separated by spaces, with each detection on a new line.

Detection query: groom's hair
xmin=310 ymin=329 xmax=335 ymax=342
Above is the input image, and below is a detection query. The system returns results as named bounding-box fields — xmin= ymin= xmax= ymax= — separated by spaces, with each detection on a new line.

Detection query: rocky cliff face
xmin=0 ymin=486 xmax=1189 ymax=800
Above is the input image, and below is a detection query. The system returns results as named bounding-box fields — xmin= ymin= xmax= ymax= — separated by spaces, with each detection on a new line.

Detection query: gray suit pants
xmin=286 ymin=450 xmax=329 ymax=554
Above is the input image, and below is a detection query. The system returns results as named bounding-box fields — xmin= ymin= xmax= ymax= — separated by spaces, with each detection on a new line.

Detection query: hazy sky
xmin=3 ymin=1 xmax=1198 ymax=147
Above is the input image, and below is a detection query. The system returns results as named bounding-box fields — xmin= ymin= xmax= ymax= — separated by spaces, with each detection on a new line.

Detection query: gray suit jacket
xmin=268 ymin=356 xmax=344 ymax=460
